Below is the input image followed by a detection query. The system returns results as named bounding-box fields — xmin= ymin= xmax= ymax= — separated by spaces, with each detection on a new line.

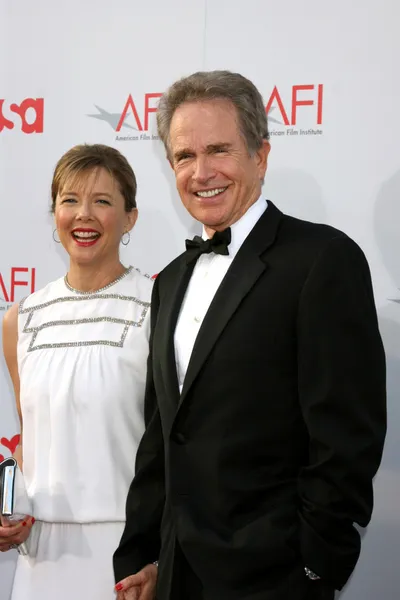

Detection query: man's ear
xmin=255 ymin=140 xmax=271 ymax=180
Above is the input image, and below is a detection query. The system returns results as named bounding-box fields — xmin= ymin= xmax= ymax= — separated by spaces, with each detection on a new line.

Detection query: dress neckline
xmin=63 ymin=266 xmax=133 ymax=295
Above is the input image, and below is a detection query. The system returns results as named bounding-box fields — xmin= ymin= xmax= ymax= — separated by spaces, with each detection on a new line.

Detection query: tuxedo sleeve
xmin=113 ymin=275 xmax=165 ymax=583
xmin=296 ymin=235 xmax=386 ymax=590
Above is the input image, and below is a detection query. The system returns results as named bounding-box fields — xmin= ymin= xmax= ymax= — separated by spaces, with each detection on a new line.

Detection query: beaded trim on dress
xmin=18 ymin=266 xmax=150 ymax=352
xmin=64 ymin=266 xmax=133 ymax=294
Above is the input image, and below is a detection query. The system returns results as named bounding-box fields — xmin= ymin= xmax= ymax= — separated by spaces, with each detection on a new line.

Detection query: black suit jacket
xmin=114 ymin=202 xmax=386 ymax=600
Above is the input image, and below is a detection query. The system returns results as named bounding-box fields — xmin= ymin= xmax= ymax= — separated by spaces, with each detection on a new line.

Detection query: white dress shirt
xmin=174 ymin=196 xmax=267 ymax=393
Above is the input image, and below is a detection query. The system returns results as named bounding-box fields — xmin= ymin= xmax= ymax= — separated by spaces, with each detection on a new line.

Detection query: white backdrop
xmin=1 ymin=1 xmax=399 ymax=598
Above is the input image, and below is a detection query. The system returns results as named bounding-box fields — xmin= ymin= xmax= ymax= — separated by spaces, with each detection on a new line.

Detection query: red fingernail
xmin=22 ymin=522 xmax=27 ymax=526
xmin=115 ymin=583 xmax=123 ymax=591
xmin=32 ymin=518 xmax=35 ymax=524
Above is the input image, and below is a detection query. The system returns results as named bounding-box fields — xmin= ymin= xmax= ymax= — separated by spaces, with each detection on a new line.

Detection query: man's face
xmin=169 ymin=99 xmax=270 ymax=234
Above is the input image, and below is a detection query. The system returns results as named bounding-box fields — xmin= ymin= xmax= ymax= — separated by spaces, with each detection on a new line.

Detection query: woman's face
xmin=54 ymin=167 xmax=137 ymax=267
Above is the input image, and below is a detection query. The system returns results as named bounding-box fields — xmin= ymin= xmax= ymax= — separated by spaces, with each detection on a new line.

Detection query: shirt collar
xmin=202 ymin=195 xmax=267 ymax=258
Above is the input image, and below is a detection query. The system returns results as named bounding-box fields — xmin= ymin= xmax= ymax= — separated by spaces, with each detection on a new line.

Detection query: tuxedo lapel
xmin=179 ymin=202 xmax=283 ymax=406
xmin=159 ymin=257 xmax=196 ymax=407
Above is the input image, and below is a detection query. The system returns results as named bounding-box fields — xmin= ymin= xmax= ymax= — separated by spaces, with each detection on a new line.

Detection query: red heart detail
xmin=0 ymin=454 xmax=4 ymax=463
xmin=1 ymin=434 xmax=21 ymax=454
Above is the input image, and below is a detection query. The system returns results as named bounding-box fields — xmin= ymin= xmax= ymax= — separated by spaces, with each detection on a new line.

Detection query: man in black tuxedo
xmin=113 ymin=71 xmax=386 ymax=600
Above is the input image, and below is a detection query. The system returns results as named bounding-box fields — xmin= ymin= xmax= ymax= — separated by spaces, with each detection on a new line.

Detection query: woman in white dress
xmin=0 ymin=144 xmax=153 ymax=599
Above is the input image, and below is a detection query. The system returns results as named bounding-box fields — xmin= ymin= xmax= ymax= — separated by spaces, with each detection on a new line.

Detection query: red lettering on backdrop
xmin=0 ymin=268 xmax=36 ymax=303
xmin=10 ymin=98 xmax=44 ymax=133
xmin=31 ymin=267 xmax=36 ymax=293
xmin=291 ymin=85 xmax=315 ymax=126
xmin=0 ymin=272 xmax=9 ymax=302
xmin=117 ymin=95 xmax=143 ymax=131
xmin=317 ymin=84 xmax=323 ymax=125
xmin=265 ymin=87 xmax=290 ymax=126
xmin=144 ymin=93 xmax=162 ymax=130
xmin=0 ymin=99 xmax=14 ymax=132
xmin=266 ymin=85 xmax=324 ymax=127
xmin=117 ymin=94 xmax=162 ymax=132
xmin=0 ymin=98 xmax=44 ymax=133
xmin=11 ymin=268 xmax=29 ymax=302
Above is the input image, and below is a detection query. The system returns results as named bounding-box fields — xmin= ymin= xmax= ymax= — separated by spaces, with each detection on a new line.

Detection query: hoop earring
xmin=121 ymin=231 xmax=130 ymax=246
xmin=53 ymin=229 xmax=61 ymax=243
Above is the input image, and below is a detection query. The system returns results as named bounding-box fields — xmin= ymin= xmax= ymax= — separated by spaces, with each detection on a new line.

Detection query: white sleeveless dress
xmin=11 ymin=266 xmax=152 ymax=600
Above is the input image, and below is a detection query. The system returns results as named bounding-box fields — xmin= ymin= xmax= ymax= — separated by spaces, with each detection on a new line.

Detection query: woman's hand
xmin=115 ymin=563 xmax=157 ymax=600
xmin=0 ymin=515 xmax=34 ymax=552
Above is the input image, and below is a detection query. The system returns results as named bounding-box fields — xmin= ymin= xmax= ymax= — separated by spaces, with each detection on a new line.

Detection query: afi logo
xmin=0 ymin=268 xmax=36 ymax=304
xmin=88 ymin=94 xmax=162 ymax=132
xmin=0 ymin=98 xmax=44 ymax=134
xmin=266 ymin=85 xmax=323 ymax=126
xmin=117 ymin=93 xmax=162 ymax=131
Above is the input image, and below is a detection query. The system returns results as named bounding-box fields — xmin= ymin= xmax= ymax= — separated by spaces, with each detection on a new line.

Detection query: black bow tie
xmin=185 ymin=228 xmax=231 ymax=263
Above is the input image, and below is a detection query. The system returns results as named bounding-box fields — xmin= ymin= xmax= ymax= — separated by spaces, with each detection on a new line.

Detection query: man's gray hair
xmin=156 ymin=70 xmax=270 ymax=159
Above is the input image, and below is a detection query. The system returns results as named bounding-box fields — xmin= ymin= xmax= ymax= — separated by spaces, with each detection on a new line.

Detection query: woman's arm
xmin=2 ymin=303 xmax=23 ymax=470
xmin=0 ymin=303 xmax=34 ymax=553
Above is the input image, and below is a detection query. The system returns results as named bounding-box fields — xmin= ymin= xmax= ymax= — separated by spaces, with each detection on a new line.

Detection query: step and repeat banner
xmin=1 ymin=1 xmax=399 ymax=598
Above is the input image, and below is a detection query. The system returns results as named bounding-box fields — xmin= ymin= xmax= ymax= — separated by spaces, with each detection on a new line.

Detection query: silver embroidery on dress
xmin=63 ymin=266 xmax=133 ymax=294
xmin=19 ymin=293 xmax=150 ymax=315
xmin=19 ymin=267 xmax=150 ymax=352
